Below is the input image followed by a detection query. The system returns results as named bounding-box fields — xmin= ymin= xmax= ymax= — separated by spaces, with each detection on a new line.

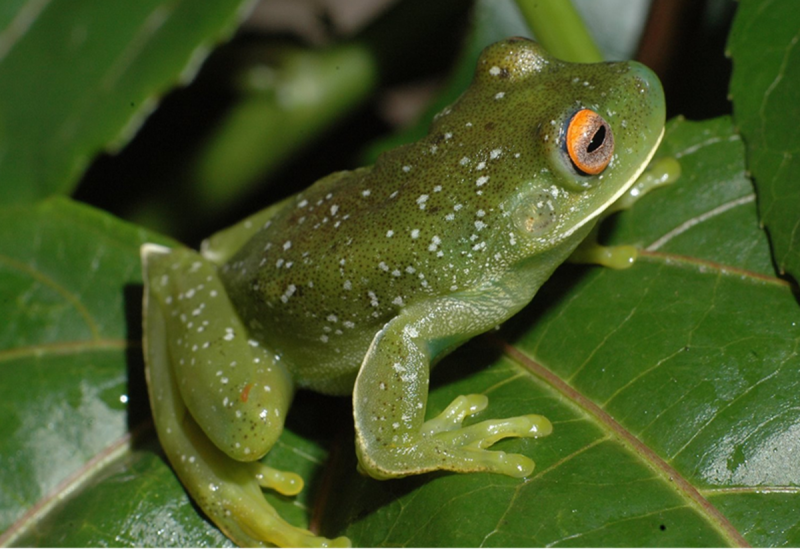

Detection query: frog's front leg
xmin=353 ymin=295 xmax=552 ymax=480
xmin=569 ymin=156 xmax=681 ymax=269
xmin=142 ymin=244 xmax=348 ymax=548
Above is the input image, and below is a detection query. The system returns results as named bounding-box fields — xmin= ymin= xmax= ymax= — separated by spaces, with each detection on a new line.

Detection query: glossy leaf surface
xmin=729 ymin=0 xmax=800 ymax=281
xmin=0 ymin=198 xmax=169 ymax=539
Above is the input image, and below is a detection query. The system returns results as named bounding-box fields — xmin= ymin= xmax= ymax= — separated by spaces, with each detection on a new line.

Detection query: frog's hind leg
xmin=142 ymin=244 xmax=348 ymax=548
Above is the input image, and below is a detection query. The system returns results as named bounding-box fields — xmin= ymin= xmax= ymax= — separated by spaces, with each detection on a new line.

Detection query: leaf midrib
xmin=496 ymin=336 xmax=751 ymax=548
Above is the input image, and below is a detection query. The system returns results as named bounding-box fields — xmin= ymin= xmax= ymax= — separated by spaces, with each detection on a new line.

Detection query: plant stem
xmin=514 ymin=0 xmax=603 ymax=62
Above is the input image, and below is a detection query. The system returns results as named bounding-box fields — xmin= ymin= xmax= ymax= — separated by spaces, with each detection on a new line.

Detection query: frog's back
xmin=219 ymin=133 xmax=524 ymax=392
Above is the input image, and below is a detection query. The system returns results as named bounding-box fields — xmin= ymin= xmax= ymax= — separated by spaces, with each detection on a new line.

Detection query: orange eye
xmin=565 ymin=109 xmax=614 ymax=175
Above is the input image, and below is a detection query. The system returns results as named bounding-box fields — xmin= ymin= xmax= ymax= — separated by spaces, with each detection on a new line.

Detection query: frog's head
xmin=433 ymin=37 xmax=665 ymax=252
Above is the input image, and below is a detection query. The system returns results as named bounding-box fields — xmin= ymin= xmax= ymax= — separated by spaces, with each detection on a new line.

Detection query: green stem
xmin=193 ymin=44 xmax=378 ymax=213
xmin=514 ymin=0 xmax=603 ymax=62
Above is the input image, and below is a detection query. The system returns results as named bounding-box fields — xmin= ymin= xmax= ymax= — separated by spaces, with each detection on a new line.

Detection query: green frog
xmin=142 ymin=38 xmax=671 ymax=547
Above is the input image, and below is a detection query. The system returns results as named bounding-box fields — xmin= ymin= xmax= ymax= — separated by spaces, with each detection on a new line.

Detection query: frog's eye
xmin=565 ymin=109 xmax=614 ymax=175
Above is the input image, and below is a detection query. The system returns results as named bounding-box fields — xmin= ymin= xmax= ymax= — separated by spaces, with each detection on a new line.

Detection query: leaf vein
xmin=0 ymin=253 xmax=101 ymax=340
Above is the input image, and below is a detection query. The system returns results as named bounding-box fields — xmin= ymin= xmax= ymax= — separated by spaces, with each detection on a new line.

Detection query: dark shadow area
xmin=496 ymin=262 xmax=595 ymax=346
xmin=123 ymin=283 xmax=152 ymax=435
xmin=638 ymin=0 xmax=736 ymax=121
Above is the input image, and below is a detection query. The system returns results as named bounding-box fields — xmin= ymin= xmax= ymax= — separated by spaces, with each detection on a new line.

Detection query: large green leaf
xmin=728 ymin=0 xmax=800 ymax=281
xmin=0 ymin=198 xmax=170 ymax=538
xmin=6 ymin=116 xmax=798 ymax=546
xmin=0 ymin=0 xmax=253 ymax=205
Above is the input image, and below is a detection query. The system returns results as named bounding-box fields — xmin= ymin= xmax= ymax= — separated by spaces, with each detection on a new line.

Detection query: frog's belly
xmin=222 ymin=276 xmax=391 ymax=395
xmin=259 ymin=318 xmax=381 ymax=395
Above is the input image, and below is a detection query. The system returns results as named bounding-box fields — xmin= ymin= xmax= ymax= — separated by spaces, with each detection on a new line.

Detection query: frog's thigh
xmin=142 ymin=245 xmax=348 ymax=548
xmin=142 ymin=244 xmax=292 ymax=462
xmin=353 ymin=296 xmax=552 ymax=481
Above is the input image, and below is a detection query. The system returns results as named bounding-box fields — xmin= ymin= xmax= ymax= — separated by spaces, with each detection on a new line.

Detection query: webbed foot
xmin=357 ymin=394 xmax=551 ymax=480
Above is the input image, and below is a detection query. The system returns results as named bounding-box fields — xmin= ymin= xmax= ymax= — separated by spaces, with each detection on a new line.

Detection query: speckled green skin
xmin=221 ymin=40 xmax=664 ymax=394
xmin=141 ymin=38 xmax=665 ymax=547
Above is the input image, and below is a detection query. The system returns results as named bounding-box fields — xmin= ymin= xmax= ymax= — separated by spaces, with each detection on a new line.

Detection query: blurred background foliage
xmin=74 ymin=0 xmax=735 ymax=244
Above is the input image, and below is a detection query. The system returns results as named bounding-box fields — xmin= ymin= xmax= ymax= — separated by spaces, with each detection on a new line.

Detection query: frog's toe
xmin=428 ymin=412 xmax=552 ymax=477
xmin=432 ymin=413 xmax=553 ymax=449
xmin=570 ymin=242 xmax=638 ymax=269
xmin=420 ymin=394 xmax=488 ymax=435
xmin=469 ymin=449 xmax=535 ymax=478
xmin=255 ymin=464 xmax=304 ymax=496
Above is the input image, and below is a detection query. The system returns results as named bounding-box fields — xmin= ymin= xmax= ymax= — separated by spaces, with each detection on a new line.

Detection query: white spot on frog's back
xmin=280 ymin=285 xmax=296 ymax=303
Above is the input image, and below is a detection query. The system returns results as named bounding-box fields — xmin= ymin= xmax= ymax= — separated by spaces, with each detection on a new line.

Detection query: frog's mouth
xmin=561 ymin=126 xmax=665 ymax=240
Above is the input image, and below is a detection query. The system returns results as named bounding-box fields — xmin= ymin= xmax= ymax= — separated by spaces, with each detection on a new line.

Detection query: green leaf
xmin=14 ymin=443 xmax=231 ymax=548
xmin=0 ymin=198 xmax=170 ymax=538
xmin=728 ymin=0 xmax=800 ymax=281
xmin=8 ymin=117 xmax=798 ymax=546
xmin=0 ymin=0 xmax=253 ymax=205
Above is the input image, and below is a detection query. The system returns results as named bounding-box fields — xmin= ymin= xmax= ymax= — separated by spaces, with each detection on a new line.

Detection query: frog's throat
xmin=562 ymin=126 xmax=665 ymax=240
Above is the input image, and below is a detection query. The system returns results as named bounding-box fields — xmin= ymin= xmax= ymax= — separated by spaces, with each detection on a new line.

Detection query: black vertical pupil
xmin=586 ymin=125 xmax=606 ymax=153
